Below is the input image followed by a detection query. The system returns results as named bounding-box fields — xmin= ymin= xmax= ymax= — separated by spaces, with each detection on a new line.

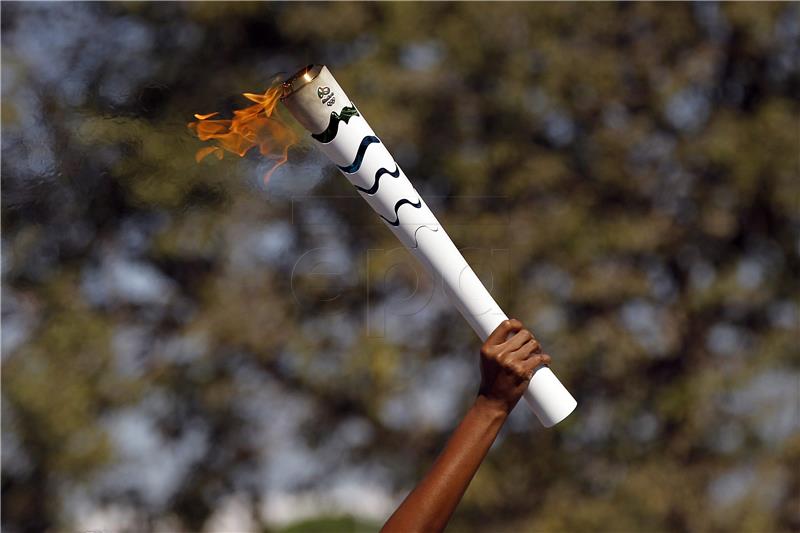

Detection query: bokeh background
xmin=2 ymin=2 xmax=798 ymax=532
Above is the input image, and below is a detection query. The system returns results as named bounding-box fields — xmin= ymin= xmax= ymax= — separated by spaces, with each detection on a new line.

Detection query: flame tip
xmin=189 ymin=85 xmax=296 ymax=178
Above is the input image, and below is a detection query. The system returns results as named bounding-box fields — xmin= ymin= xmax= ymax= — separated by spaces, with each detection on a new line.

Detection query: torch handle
xmin=321 ymin=108 xmax=577 ymax=427
xmin=409 ymin=220 xmax=577 ymax=428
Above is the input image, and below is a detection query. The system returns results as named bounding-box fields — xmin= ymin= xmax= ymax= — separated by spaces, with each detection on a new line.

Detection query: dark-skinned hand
xmin=478 ymin=318 xmax=552 ymax=415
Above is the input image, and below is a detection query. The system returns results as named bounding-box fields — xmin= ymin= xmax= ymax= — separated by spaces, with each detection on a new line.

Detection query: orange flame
xmin=188 ymin=85 xmax=297 ymax=184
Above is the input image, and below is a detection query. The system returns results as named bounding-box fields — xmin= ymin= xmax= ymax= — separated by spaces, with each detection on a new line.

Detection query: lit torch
xmin=189 ymin=65 xmax=577 ymax=427
xmin=279 ymin=65 xmax=576 ymax=427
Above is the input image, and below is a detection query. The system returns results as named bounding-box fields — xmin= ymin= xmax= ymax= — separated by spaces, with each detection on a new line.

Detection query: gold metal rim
xmin=281 ymin=64 xmax=323 ymax=99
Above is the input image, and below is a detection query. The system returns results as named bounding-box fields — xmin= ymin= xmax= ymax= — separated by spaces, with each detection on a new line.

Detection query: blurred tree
xmin=1 ymin=2 xmax=798 ymax=532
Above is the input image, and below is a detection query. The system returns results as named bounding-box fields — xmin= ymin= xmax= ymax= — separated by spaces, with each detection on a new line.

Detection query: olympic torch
xmin=280 ymin=65 xmax=576 ymax=427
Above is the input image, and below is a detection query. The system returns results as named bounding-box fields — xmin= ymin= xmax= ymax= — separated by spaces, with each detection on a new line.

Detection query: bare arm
xmin=381 ymin=319 xmax=551 ymax=533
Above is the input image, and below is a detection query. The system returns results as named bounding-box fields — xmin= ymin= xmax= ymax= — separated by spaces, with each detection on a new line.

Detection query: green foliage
xmin=276 ymin=515 xmax=379 ymax=533
xmin=2 ymin=2 xmax=798 ymax=532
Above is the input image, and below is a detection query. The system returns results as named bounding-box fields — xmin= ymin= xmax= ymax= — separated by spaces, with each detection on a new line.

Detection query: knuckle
xmin=522 ymin=346 xmax=536 ymax=359
xmin=513 ymin=364 xmax=529 ymax=379
xmin=535 ymin=354 xmax=551 ymax=366
xmin=523 ymin=342 xmax=536 ymax=354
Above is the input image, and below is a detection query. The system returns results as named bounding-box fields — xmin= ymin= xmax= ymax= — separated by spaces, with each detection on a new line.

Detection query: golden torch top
xmin=280 ymin=65 xmax=352 ymax=135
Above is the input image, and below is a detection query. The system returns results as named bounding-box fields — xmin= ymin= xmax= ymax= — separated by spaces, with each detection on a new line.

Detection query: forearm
xmin=381 ymin=319 xmax=549 ymax=532
xmin=381 ymin=396 xmax=508 ymax=533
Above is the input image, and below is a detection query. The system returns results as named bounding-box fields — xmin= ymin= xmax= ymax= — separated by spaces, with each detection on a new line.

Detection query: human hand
xmin=477 ymin=319 xmax=552 ymax=415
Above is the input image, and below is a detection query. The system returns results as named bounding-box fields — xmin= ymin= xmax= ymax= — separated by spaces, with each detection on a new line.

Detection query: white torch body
xmin=281 ymin=65 xmax=576 ymax=427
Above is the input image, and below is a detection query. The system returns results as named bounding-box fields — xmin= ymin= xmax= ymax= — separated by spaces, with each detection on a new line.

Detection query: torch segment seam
xmin=410 ymin=224 xmax=440 ymax=249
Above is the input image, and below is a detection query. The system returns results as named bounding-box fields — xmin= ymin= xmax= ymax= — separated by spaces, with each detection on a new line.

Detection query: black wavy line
xmin=338 ymin=136 xmax=380 ymax=173
xmin=354 ymin=164 xmax=400 ymax=194
xmin=380 ymin=197 xmax=422 ymax=227
xmin=311 ymin=105 xmax=360 ymax=143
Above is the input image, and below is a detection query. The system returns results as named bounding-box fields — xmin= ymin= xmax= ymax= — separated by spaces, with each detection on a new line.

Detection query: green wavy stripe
xmin=311 ymin=105 xmax=360 ymax=143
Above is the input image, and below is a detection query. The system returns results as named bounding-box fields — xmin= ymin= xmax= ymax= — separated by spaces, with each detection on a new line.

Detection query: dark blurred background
xmin=2 ymin=2 xmax=798 ymax=532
